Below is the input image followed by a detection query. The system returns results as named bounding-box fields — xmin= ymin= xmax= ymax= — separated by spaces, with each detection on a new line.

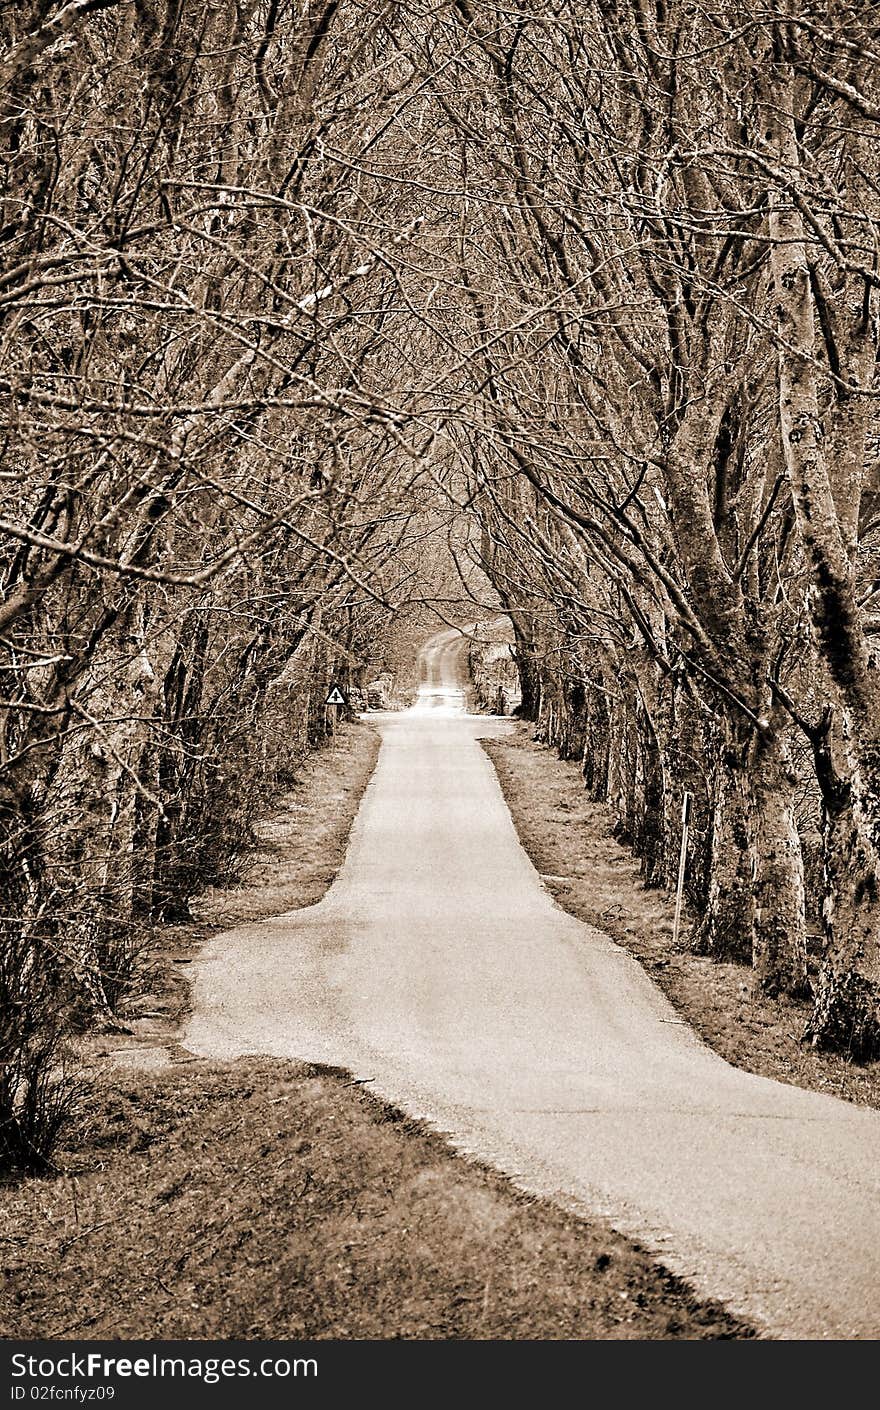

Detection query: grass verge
xmin=483 ymin=724 xmax=880 ymax=1110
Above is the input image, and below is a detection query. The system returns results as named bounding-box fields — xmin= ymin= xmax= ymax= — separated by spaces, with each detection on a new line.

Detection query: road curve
xmin=414 ymin=624 xmax=471 ymax=708
xmin=186 ymin=630 xmax=880 ymax=1339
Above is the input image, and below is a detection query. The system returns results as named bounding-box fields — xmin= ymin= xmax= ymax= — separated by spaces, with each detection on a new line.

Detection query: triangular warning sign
xmin=326 ymin=686 xmax=346 ymax=706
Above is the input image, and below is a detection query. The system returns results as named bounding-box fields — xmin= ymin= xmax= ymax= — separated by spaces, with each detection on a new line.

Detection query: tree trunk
xmin=693 ymin=724 xmax=753 ymax=962
xmin=511 ymin=621 xmax=541 ymax=721
xmin=802 ymin=722 xmax=880 ymax=1058
xmin=806 ymin=799 xmax=880 ymax=1058
xmin=746 ymin=726 xmax=809 ymax=996
xmin=581 ymin=673 xmax=611 ymax=802
xmin=606 ymin=686 xmax=636 ymax=845
xmin=636 ymin=700 xmax=666 ymax=888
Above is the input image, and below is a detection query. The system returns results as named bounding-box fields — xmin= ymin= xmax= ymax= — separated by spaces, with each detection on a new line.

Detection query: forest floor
xmin=483 ymin=724 xmax=880 ymax=1113
xmin=0 ymin=720 xmax=753 ymax=1341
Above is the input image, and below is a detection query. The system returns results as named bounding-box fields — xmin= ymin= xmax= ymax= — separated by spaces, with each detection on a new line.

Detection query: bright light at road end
xmin=411 ymin=685 xmax=466 ymax=714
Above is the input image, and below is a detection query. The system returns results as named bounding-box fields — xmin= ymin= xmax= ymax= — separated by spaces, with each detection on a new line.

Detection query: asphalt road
xmin=186 ymin=628 xmax=880 ymax=1339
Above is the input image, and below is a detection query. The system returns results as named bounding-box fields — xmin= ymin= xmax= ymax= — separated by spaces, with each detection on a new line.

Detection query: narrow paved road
xmin=186 ymin=629 xmax=880 ymax=1339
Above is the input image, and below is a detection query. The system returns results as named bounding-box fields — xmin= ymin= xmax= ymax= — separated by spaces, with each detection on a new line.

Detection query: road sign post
xmin=672 ymin=790 xmax=692 ymax=950
xmin=325 ymin=685 xmax=347 ymax=734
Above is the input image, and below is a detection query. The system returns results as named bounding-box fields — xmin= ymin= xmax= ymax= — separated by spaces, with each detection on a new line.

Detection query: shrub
xmin=0 ymin=930 xmax=86 ymax=1174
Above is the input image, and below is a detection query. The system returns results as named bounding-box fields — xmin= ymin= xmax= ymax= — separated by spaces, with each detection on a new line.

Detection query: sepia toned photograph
xmin=1 ymin=0 xmax=878 ymax=1373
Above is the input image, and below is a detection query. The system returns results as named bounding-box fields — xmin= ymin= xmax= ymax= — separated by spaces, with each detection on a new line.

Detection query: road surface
xmin=186 ymin=628 xmax=880 ymax=1339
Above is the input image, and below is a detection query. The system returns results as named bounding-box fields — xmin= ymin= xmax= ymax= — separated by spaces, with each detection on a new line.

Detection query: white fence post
xmin=672 ymin=791 xmax=692 ymax=949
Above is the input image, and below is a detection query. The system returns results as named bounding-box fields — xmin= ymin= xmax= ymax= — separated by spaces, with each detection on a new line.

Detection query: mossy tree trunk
xmin=746 ymin=721 xmax=809 ymax=997
xmin=692 ymin=722 xmax=754 ymax=964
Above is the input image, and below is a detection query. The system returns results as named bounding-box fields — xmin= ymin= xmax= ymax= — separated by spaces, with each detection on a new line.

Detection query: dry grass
xmin=484 ymin=725 xmax=880 ymax=1110
xmin=194 ymin=723 xmax=383 ymax=928
xmin=0 ymin=1061 xmax=752 ymax=1341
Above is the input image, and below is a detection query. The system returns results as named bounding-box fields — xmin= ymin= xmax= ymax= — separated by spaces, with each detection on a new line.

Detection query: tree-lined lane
xmin=186 ymin=634 xmax=880 ymax=1340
